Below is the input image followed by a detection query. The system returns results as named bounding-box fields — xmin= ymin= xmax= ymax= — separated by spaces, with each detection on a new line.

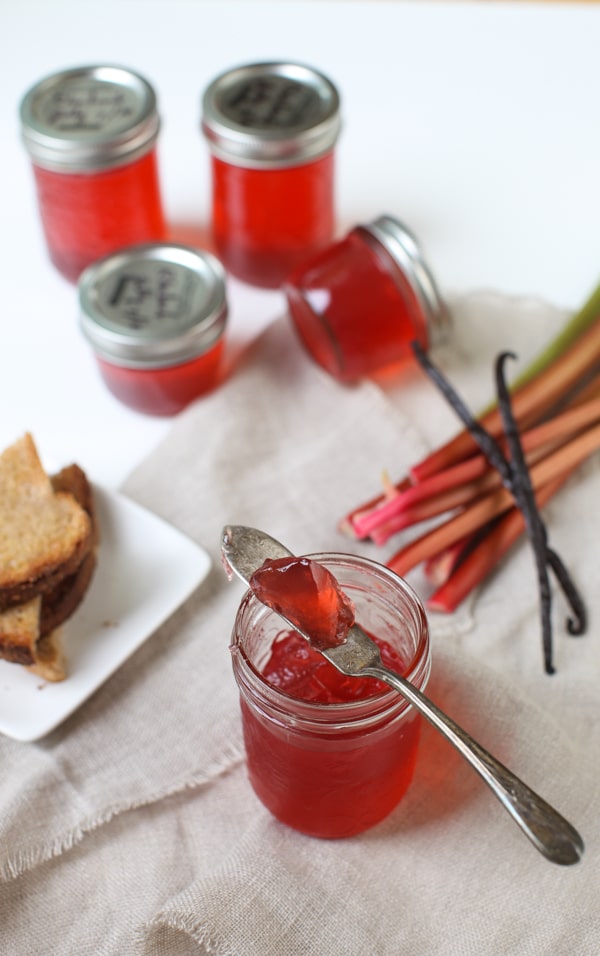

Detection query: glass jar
xmin=20 ymin=65 xmax=167 ymax=282
xmin=230 ymin=553 xmax=431 ymax=839
xmin=284 ymin=215 xmax=448 ymax=383
xmin=79 ymin=242 xmax=228 ymax=416
xmin=201 ymin=61 xmax=341 ymax=288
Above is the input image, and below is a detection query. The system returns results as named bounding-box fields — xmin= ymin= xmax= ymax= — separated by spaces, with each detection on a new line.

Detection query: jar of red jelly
xmin=79 ymin=242 xmax=228 ymax=416
xmin=20 ymin=65 xmax=167 ymax=282
xmin=230 ymin=553 xmax=431 ymax=839
xmin=284 ymin=215 xmax=447 ymax=383
xmin=201 ymin=61 xmax=341 ymax=288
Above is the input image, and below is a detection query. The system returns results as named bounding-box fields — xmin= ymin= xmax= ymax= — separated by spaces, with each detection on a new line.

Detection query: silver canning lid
xmin=201 ymin=61 xmax=341 ymax=168
xmin=20 ymin=65 xmax=160 ymax=172
xmin=362 ymin=216 xmax=449 ymax=340
xmin=79 ymin=243 xmax=228 ymax=369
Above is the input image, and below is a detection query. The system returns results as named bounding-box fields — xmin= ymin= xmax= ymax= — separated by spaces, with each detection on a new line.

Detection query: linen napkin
xmin=0 ymin=293 xmax=598 ymax=955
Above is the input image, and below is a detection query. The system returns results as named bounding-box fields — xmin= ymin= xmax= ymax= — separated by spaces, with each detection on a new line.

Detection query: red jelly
xmin=261 ymin=631 xmax=406 ymax=703
xmin=20 ymin=65 xmax=166 ymax=282
xmin=284 ymin=216 xmax=447 ymax=383
xmin=79 ymin=242 xmax=228 ymax=416
xmin=230 ymin=553 xmax=431 ymax=838
xmin=201 ymin=62 xmax=341 ymax=288
xmin=250 ymin=555 xmax=355 ymax=649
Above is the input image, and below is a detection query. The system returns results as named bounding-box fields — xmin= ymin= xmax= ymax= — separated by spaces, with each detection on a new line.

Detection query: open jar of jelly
xmin=230 ymin=553 xmax=431 ymax=839
xmin=201 ymin=61 xmax=341 ymax=288
xmin=20 ymin=65 xmax=167 ymax=282
xmin=79 ymin=242 xmax=228 ymax=416
xmin=284 ymin=215 xmax=447 ymax=383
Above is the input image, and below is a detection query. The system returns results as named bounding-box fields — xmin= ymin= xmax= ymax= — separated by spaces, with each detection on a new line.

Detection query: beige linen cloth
xmin=0 ymin=293 xmax=598 ymax=955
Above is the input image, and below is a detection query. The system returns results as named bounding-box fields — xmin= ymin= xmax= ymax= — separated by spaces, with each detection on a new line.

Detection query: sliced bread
xmin=0 ymin=435 xmax=91 ymax=610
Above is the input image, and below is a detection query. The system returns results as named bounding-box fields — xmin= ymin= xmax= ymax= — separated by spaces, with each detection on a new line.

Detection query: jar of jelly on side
xmin=201 ymin=61 xmax=341 ymax=289
xmin=230 ymin=552 xmax=432 ymax=839
xmin=20 ymin=65 xmax=167 ymax=282
xmin=284 ymin=215 xmax=448 ymax=383
xmin=79 ymin=243 xmax=228 ymax=416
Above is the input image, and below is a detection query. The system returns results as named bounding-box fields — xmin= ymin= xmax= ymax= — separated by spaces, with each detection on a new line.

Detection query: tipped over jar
xmin=284 ymin=215 xmax=448 ymax=383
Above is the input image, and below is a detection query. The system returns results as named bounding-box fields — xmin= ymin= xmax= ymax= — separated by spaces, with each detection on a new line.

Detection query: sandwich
xmin=0 ymin=434 xmax=98 ymax=681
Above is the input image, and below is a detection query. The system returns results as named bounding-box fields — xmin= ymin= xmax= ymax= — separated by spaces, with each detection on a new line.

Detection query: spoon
xmin=221 ymin=524 xmax=584 ymax=866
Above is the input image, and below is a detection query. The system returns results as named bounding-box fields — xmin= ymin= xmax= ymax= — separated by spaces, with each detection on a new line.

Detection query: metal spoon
xmin=221 ymin=524 xmax=584 ymax=866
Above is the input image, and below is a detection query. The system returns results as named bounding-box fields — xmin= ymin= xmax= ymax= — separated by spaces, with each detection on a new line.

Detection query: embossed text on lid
xmin=79 ymin=243 xmax=228 ymax=368
xmin=20 ymin=65 xmax=160 ymax=172
xmin=201 ymin=62 xmax=341 ymax=168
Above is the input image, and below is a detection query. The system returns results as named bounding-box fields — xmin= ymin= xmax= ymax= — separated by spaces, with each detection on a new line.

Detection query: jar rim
xmin=230 ymin=552 xmax=431 ymax=730
xmin=201 ymin=61 xmax=341 ymax=169
xmin=360 ymin=216 xmax=450 ymax=344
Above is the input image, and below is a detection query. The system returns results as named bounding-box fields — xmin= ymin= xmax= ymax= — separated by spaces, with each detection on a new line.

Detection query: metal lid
xmin=20 ymin=65 xmax=160 ymax=172
xmin=362 ymin=216 xmax=449 ymax=340
xmin=201 ymin=61 xmax=341 ymax=168
xmin=79 ymin=243 xmax=228 ymax=369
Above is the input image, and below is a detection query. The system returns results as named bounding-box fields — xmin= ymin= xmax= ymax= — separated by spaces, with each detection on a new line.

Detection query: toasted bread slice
xmin=0 ymin=453 xmax=98 ymax=679
xmin=0 ymin=435 xmax=91 ymax=610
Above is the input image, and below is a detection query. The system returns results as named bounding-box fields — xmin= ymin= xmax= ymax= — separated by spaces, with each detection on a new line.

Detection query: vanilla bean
xmin=411 ymin=342 xmax=587 ymax=673
xmin=412 ymin=342 xmax=512 ymax=487
xmin=494 ymin=352 xmax=556 ymax=674
xmin=546 ymin=548 xmax=587 ymax=636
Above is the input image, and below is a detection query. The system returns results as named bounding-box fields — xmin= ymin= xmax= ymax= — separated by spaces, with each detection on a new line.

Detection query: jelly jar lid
xmin=79 ymin=243 xmax=228 ymax=369
xmin=201 ymin=61 xmax=341 ymax=168
xmin=20 ymin=65 xmax=160 ymax=172
xmin=363 ymin=216 xmax=449 ymax=340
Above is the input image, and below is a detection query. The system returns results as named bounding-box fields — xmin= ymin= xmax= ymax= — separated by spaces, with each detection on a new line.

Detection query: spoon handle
xmin=363 ymin=663 xmax=584 ymax=866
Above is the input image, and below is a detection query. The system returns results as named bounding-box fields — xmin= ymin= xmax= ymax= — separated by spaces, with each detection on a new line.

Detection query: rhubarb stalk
xmin=426 ymin=472 xmax=574 ymax=614
xmin=412 ymin=315 xmax=600 ymax=482
xmin=388 ymin=410 xmax=600 ymax=576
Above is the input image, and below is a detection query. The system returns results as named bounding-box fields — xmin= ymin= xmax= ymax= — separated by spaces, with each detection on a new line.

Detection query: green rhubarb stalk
xmin=504 ymin=280 xmax=600 ymax=395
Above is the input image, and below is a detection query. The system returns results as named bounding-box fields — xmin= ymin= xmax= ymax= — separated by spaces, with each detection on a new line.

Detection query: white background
xmin=2 ymin=0 xmax=599 ymax=487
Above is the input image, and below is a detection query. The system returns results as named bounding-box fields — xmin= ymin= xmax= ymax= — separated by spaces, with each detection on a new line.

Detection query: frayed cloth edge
xmin=0 ymin=742 xmax=244 ymax=883
xmin=136 ymin=913 xmax=236 ymax=956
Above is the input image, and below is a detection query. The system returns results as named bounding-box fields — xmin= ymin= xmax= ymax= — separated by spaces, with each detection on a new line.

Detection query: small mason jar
xmin=79 ymin=242 xmax=228 ymax=416
xmin=20 ymin=65 xmax=167 ymax=282
xmin=230 ymin=553 xmax=431 ymax=839
xmin=201 ymin=61 xmax=341 ymax=288
xmin=284 ymin=215 xmax=448 ymax=383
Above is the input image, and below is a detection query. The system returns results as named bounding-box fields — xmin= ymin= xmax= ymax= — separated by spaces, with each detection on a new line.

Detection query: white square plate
xmin=0 ymin=485 xmax=211 ymax=742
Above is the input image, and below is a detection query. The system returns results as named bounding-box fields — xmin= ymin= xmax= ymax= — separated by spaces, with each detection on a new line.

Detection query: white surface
xmin=0 ymin=484 xmax=211 ymax=742
xmin=2 ymin=0 xmax=599 ymax=487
